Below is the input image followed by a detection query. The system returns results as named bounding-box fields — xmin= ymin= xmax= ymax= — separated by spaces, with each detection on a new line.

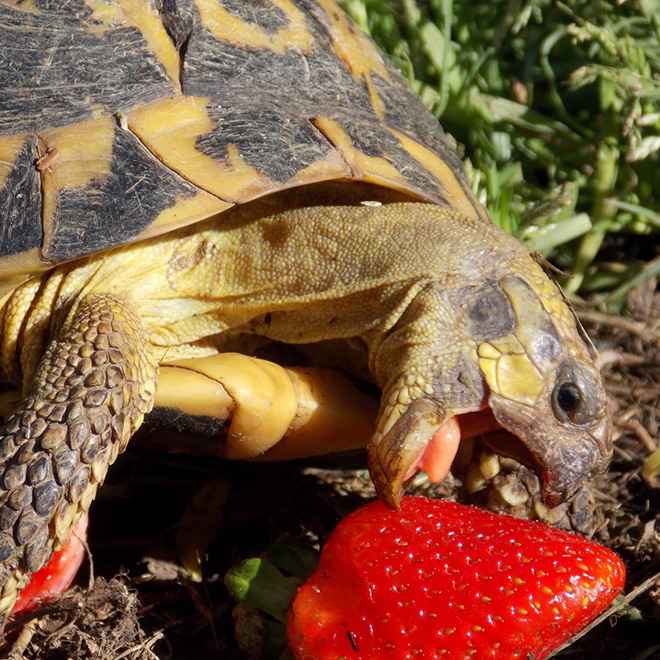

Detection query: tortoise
xmin=0 ymin=0 xmax=611 ymax=613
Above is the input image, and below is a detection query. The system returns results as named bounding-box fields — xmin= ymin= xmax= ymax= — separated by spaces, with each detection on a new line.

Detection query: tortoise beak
xmin=539 ymin=413 xmax=611 ymax=507
xmin=486 ymin=395 xmax=612 ymax=507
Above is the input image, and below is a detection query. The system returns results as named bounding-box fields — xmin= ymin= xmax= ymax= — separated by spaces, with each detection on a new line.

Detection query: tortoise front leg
xmin=0 ymin=294 xmax=157 ymax=612
xmin=150 ymin=354 xmax=378 ymax=460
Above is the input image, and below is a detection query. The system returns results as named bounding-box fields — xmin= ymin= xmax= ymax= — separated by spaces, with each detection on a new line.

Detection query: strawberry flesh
xmin=410 ymin=415 xmax=461 ymax=483
xmin=411 ymin=408 xmax=502 ymax=484
xmin=11 ymin=513 xmax=88 ymax=616
xmin=288 ymin=497 xmax=625 ymax=659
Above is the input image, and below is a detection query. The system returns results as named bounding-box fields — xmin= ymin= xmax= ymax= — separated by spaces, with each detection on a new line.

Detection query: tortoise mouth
xmin=455 ymin=408 xmax=567 ymax=507
xmin=370 ymin=397 xmax=570 ymax=510
xmin=452 ymin=408 xmax=541 ymax=470
xmin=410 ymin=407 xmax=546 ymax=497
xmin=481 ymin=428 xmax=541 ymax=473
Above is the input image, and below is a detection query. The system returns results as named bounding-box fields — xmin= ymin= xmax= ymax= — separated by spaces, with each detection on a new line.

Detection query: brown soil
xmin=2 ymin=305 xmax=660 ymax=660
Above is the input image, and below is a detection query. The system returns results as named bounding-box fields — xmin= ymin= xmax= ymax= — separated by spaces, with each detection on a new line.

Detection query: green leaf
xmin=525 ymin=213 xmax=592 ymax=255
xmin=225 ymin=558 xmax=301 ymax=624
xmin=264 ymin=541 xmax=320 ymax=582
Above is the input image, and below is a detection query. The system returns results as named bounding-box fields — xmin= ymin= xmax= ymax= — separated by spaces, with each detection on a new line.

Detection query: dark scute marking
xmin=301 ymin=0 xmax=469 ymax=204
xmin=182 ymin=9 xmax=367 ymax=120
xmin=157 ymin=0 xmax=194 ymax=52
xmin=467 ymin=282 xmax=516 ymax=340
xmin=180 ymin=1 xmax=468 ymax=203
xmin=370 ymin=73 xmax=465 ymax=179
xmin=0 ymin=135 xmax=43 ymax=258
xmin=44 ymin=125 xmax=200 ymax=263
xmin=343 ymin=104 xmax=382 ymax=158
xmin=0 ymin=4 xmax=173 ymax=135
xmin=181 ymin=2 xmax=346 ymax=183
xmin=343 ymin=108 xmax=463 ymax=207
xmin=197 ymin=105 xmax=334 ymax=184
xmin=371 ymin=72 xmax=484 ymax=214
xmin=222 ymin=0 xmax=289 ymax=33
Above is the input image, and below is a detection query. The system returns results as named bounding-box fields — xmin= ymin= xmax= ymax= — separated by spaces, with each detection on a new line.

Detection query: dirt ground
xmin=2 ymin=292 xmax=660 ymax=659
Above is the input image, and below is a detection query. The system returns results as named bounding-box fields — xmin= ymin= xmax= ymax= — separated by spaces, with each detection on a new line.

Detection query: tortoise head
xmin=368 ymin=268 xmax=611 ymax=510
xmin=473 ymin=274 xmax=611 ymax=508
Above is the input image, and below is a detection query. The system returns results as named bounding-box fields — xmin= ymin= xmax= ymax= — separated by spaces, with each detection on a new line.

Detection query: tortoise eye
xmin=552 ymin=381 xmax=582 ymax=422
xmin=556 ymin=383 xmax=581 ymax=413
xmin=551 ymin=359 xmax=600 ymax=426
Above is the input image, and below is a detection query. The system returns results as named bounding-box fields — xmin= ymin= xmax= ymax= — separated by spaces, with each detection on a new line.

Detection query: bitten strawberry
xmin=288 ymin=498 xmax=625 ymax=659
xmin=11 ymin=513 xmax=88 ymax=616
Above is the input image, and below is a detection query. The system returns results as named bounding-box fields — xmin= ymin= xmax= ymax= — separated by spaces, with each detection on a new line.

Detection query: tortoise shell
xmin=0 ymin=0 xmax=487 ymax=295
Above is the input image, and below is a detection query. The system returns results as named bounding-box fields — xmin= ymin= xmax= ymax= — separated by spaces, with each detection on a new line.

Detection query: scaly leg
xmin=0 ymin=294 xmax=157 ymax=612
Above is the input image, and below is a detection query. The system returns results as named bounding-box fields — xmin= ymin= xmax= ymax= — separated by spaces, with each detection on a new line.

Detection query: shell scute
xmin=40 ymin=116 xmax=214 ymax=264
xmin=0 ymin=1 xmax=175 ymax=137
xmin=0 ymin=0 xmax=487 ymax=282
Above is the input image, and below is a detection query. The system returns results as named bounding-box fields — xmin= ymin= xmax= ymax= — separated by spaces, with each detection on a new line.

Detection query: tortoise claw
xmin=367 ymin=398 xmax=449 ymax=510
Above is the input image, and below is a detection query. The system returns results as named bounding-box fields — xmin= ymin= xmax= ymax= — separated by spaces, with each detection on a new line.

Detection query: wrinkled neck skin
xmin=1 ymin=199 xmax=528 ymax=388
xmin=0 ymin=198 xmax=611 ymax=509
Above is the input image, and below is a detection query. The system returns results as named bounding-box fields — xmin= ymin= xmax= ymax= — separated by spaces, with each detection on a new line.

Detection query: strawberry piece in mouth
xmin=408 ymin=407 xmax=502 ymax=484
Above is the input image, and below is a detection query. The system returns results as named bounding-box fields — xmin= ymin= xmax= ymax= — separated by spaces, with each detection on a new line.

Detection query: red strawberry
xmin=11 ymin=513 xmax=88 ymax=616
xmin=287 ymin=497 xmax=625 ymax=659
